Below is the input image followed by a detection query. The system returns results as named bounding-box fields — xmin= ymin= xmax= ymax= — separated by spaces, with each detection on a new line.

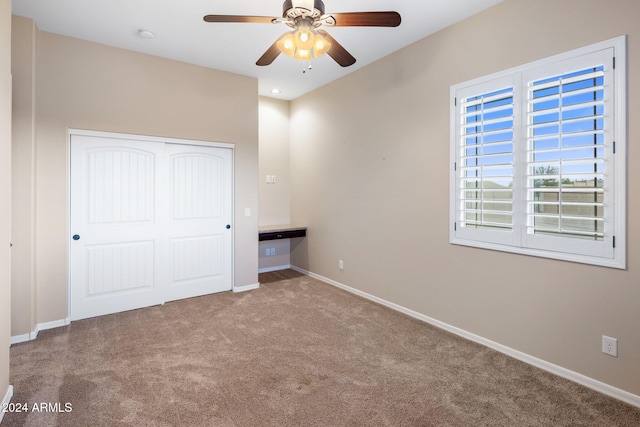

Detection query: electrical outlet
xmin=270 ymin=248 xmax=276 ymax=256
xmin=338 ymin=259 xmax=344 ymax=270
xmin=602 ymin=335 xmax=618 ymax=357
xmin=265 ymin=248 xmax=270 ymax=257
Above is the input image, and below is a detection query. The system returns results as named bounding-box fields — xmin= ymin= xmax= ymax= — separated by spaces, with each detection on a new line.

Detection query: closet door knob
xmin=72 ymin=234 xmax=81 ymax=241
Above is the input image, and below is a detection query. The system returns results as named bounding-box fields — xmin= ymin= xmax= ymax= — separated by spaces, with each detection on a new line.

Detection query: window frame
xmin=449 ymin=36 xmax=626 ymax=269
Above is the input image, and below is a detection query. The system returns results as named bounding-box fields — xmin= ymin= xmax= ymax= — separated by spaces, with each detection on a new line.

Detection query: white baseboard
xmin=0 ymin=385 xmax=14 ymax=424
xmin=233 ymin=282 xmax=260 ymax=293
xmin=10 ymin=318 xmax=70 ymax=345
xmin=10 ymin=330 xmax=38 ymax=345
xmin=291 ymin=265 xmax=640 ymax=409
xmin=258 ymin=264 xmax=292 ymax=274
xmin=37 ymin=318 xmax=70 ymax=332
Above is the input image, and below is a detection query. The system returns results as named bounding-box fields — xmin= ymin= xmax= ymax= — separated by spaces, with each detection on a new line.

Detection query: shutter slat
xmin=529 ymin=100 xmax=604 ymax=116
xmin=530 ymin=69 xmax=604 ymax=91
xmin=461 ymin=90 xmax=514 ymax=108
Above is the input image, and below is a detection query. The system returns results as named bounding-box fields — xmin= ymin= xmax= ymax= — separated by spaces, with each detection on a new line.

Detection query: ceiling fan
xmin=203 ymin=0 xmax=401 ymax=67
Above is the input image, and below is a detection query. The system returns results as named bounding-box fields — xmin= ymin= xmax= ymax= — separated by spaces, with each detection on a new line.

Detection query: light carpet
xmin=5 ymin=270 xmax=640 ymax=426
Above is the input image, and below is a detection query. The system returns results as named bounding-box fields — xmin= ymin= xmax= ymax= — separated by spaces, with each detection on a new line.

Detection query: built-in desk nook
xmin=259 ymin=225 xmax=307 ymax=241
xmin=258 ymin=225 xmax=306 ymax=272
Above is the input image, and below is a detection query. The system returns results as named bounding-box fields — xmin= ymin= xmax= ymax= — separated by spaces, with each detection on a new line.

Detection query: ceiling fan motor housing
xmin=283 ymin=0 xmax=325 ymax=19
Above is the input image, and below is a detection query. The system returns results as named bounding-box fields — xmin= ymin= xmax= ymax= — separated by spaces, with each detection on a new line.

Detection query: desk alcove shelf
xmin=259 ymin=225 xmax=307 ymax=241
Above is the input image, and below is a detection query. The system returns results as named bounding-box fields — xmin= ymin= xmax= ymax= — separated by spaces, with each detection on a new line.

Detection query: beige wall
xmin=258 ymin=97 xmax=292 ymax=270
xmin=11 ymin=16 xmax=37 ymax=339
xmin=11 ymin=23 xmax=259 ymax=333
xmin=0 ymin=0 xmax=12 ymax=406
xmin=290 ymin=0 xmax=640 ymax=396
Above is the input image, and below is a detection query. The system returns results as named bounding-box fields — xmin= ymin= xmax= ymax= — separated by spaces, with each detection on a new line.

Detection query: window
xmin=450 ymin=37 xmax=626 ymax=268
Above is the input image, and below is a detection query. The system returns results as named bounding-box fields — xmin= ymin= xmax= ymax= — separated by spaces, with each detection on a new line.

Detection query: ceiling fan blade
xmin=330 ymin=11 xmax=401 ymax=27
xmin=256 ymin=41 xmax=281 ymax=66
xmin=317 ymin=30 xmax=356 ymax=67
xmin=203 ymin=15 xmax=277 ymax=24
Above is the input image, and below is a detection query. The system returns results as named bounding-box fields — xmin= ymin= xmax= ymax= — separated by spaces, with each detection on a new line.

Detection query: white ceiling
xmin=11 ymin=0 xmax=503 ymax=100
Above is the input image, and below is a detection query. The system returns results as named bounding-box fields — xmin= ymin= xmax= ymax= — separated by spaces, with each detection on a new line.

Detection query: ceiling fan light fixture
xmin=276 ymin=27 xmax=331 ymax=60
xmin=294 ymin=26 xmax=315 ymax=50
xmin=294 ymin=49 xmax=313 ymax=61
xmin=276 ymin=32 xmax=297 ymax=57
xmin=312 ymin=33 xmax=331 ymax=57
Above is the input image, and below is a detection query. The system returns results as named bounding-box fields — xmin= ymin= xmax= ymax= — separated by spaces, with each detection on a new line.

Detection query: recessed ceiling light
xmin=138 ymin=30 xmax=155 ymax=39
xmin=271 ymin=88 xmax=281 ymax=94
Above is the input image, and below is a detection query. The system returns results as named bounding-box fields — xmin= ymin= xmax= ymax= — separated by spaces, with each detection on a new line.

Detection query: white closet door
xmin=164 ymin=143 xmax=233 ymax=302
xmin=70 ymin=133 xmax=233 ymax=321
xmin=70 ymin=135 xmax=166 ymax=320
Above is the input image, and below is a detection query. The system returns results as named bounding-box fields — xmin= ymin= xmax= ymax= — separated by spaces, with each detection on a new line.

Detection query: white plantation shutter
xmin=460 ymin=88 xmax=514 ymax=230
xmin=453 ymin=75 xmax=521 ymax=247
xmin=450 ymin=37 xmax=625 ymax=268
xmin=522 ymin=49 xmax=614 ymax=259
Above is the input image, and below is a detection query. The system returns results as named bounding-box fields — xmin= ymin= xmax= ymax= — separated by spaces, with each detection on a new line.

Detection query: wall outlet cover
xmin=602 ymin=335 xmax=618 ymax=357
